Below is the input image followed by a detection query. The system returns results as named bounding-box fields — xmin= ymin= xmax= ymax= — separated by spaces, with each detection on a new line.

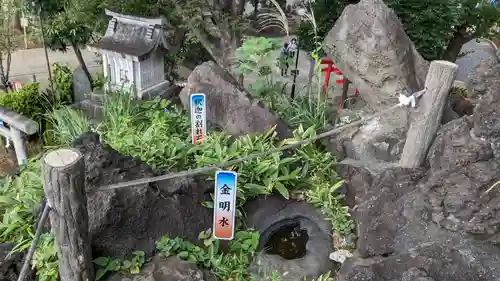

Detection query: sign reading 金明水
xmin=190 ymin=93 xmax=207 ymax=144
xmin=213 ymin=170 xmax=237 ymax=240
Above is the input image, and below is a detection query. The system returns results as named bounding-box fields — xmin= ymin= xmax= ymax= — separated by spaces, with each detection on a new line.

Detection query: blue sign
xmin=213 ymin=170 xmax=237 ymax=240
xmin=190 ymin=93 xmax=207 ymax=144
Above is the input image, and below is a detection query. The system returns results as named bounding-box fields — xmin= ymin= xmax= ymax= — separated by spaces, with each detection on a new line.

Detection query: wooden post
xmin=10 ymin=127 xmax=27 ymax=166
xmin=399 ymin=60 xmax=458 ymax=168
xmin=42 ymin=148 xmax=94 ymax=281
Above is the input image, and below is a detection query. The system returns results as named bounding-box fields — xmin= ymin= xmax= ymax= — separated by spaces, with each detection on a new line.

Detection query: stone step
xmin=74 ymin=100 xmax=104 ymax=121
xmin=90 ymin=92 xmax=105 ymax=105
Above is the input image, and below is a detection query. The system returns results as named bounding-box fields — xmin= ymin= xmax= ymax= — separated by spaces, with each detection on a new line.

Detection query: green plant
xmin=156 ymin=229 xmax=260 ymax=281
xmin=0 ymin=159 xmax=43 ymax=244
xmin=191 ymin=127 xmax=302 ymax=205
xmin=45 ymin=106 xmax=93 ymax=145
xmin=0 ymin=159 xmax=61 ymax=281
xmin=32 ymin=233 xmax=59 ymax=281
xmin=93 ymin=251 xmax=146 ymax=280
xmin=52 ymin=62 xmax=73 ymax=104
xmin=450 ymin=86 xmax=468 ymax=98
xmin=0 ymin=83 xmax=43 ymax=121
xmin=101 ymin=92 xmax=192 ymax=170
xmin=234 ymin=36 xmax=282 ymax=77
xmin=306 ymin=178 xmax=354 ymax=236
xmin=92 ymin=72 xmax=106 ymax=90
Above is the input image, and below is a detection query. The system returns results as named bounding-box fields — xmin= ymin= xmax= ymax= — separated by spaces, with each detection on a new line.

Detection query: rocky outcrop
xmin=72 ymin=133 xmax=212 ymax=258
xmin=179 ymin=61 xmax=292 ymax=139
xmin=106 ymin=256 xmax=216 ymax=281
xmin=468 ymin=52 xmax=500 ymax=156
xmin=322 ymin=0 xmax=428 ymax=112
xmin=337 ymin=74 xmax=500 ymax=280
xmin=321 ymin=0 xmax=434 ymax=164
xmin=0 ymin=243 xmax=34 ymax=281
xmin=467 ymin=55 xmax=500 ymax=98
xmin=455 ymin=38 xmax=498 ymax=82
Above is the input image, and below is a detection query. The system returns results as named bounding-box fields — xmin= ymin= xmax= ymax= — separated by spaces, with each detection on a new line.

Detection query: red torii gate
xmin=320 ymin=57 xmax=359 ymax=110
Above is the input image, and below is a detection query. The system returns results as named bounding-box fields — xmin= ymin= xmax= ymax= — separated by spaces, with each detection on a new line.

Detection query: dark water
xmin=264 ymin=223 xmax=309 ymax=260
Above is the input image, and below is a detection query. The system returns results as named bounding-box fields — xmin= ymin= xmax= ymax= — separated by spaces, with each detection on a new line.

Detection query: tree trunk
xmin=42 ymin=148 xmax=94 ymax=281
xmin=253 ymin=0 xmax=258 ymax=19
xmin=72 ymin=42 xmax=94 ymax=90
xmin=441 ymin=26 xmax=472 ymax=62
xmin=341 ymin=78 xmax=351 ymax=109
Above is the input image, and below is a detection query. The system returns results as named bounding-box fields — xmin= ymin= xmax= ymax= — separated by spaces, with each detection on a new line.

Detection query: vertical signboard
xmin=0 ymin=120 xmax=8 ymax=148
xmin=190 ymin=93 xmax=207 ymax=144
xmin=213 ymin=170 xmax=237 ymax=240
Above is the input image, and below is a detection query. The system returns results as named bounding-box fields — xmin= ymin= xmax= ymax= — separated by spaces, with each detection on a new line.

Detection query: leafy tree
xmin=387 ymin=0 xmax=500 ymax=61
xmin=298 ymin=0 xmax=500 ymax=62
xmin=31 ymin=0 xmax=106 ymax=87
xmin=297 ymin=0 xmax=345 ymax=54
xmin=0 ymin=0 xmax=21 ymax=91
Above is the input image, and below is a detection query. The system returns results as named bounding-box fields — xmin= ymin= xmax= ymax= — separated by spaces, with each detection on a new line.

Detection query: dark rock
xmin=179 ymin=61 xmax=292 ymax=139
xmin=467 ymin=57 xmax=500 ymax=98
xmin=338 ymin=240 xmax=500 ymax=281
xmin=472 ymin=80 xmax=500 ymax=140
xmin=337 ymin=164 xmax=500 ymax=281
xmin=426 ymin=117 xmax=494 ymax=175
xmin=353 ymin=167 xmax=425 ymax=257
xmin=467 ymin=54 xmax=500 ymax=156
xmin=456 ymin=39 xmax=498 ymax=83
xmin=244 ymin=195 xmax=336 ymax=281
xmin=72 ymin=132 xmax=212 ymax=258
xmin=337 ymin=112 xmax=500 ymax=280
xmin=106 ymin=255 xmax=216 ymax=281
xmin=0 ymin=243 xmax=34 ymax=281
xmin=423 ymin=118 xmax=500 ymax=242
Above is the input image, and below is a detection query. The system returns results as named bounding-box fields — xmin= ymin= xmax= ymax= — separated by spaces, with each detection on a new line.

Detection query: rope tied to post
xmin=90 ymin=88 xmax=428 ymax=192
xmin=398 ymin=88 xmax=427 ymax=107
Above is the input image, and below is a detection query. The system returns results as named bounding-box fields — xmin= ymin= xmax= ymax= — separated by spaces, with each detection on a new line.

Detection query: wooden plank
xmin=42 ymin=148 xmax=94 ymax=281
xmin=399 ymin=60 xmax=458 ymax=168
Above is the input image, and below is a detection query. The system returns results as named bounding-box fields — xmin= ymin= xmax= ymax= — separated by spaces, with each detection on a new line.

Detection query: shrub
xmin=52 ymin=63 xmax=73 ymax=104
xmin=0 ymin=83 xmax=44 ymax=122
xmin=46 ymin=106 xmax=93 ymax=146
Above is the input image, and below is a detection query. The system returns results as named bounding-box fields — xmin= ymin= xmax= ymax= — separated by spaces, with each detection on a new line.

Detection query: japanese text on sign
xmin=190 ymin=93 xmax=207 ymax=144
xmin=213 ymin=170 xmax=237 ymax=240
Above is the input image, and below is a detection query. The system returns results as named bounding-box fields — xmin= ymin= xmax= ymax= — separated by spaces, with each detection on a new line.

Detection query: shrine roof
xmin=89 ymin=9 xmax=180 ymax=59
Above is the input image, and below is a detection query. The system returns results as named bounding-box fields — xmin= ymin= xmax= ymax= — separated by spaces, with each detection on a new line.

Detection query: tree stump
xmin=399 ymin=60 xmax=458 ymax=168
xmin=42 ymin=148 xmax=94 ymax=281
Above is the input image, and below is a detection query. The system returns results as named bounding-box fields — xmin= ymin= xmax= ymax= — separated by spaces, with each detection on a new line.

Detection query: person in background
xmin=277 ymin=42 xmax=290 ymax=76
xmin=289 ymin=38 xmax=298 ymax=59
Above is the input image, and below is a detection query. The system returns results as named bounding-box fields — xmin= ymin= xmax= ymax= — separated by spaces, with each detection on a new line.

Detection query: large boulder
xmin=338 ymin=164 xmax=500 ymax=281
xmin=455 ymin=38 xmax=498 ymax=83
xmin=467 ymin=52 xmax=500 ymax=156
xmin=179 ymin=61 xmax=292 ymax=139
xmin=337 ymin=105 xmax=500 ymax=280
xmin=72 ymin=133 xmax=212 ymax=258
xmin=322 ymin=0 xmax=428 ymax=112
xmin=321 ymin=0 xmax=433 ymax=163
xmin=467 ymin=55 xmax=500 ymax=98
